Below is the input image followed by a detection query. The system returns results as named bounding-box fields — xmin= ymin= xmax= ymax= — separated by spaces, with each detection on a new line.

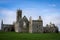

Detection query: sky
xmin=0 ymin=0 xmax=60 ymax=31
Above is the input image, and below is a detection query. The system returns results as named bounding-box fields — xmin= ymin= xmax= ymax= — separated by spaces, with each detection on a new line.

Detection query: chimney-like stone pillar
xmin=29 ymin=16 xmax=32 ymax=33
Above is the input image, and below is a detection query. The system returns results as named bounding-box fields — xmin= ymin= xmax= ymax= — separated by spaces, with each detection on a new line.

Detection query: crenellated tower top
xmin=16 ymin=9 xmax=22 ymax=21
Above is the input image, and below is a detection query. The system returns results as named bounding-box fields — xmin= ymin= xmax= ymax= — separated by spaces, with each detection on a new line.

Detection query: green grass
xmin=0 ymin=31 xmax=60 ymax=40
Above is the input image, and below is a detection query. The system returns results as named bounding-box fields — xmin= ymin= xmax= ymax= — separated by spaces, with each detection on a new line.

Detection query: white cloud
xmin=43 ymin=14 xmax=60 ymax=25
xmin=42 ymin=12 xmax=60 ymax=31
xmin=40 ymin=8 xmax=60 ymax=31
xmin=0 ymin=9 xmax=16 ymax=29
xmin=49 ymin=4 xmax=56 ymax=7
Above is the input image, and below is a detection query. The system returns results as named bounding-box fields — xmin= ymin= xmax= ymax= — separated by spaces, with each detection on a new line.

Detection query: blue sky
xmin=0 ymin=0 xmax=60 ymax=31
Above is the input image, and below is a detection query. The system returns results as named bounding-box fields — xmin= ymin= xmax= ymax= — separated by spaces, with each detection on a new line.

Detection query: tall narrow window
xmin=23 ymin=22 xmax=26 ymax=28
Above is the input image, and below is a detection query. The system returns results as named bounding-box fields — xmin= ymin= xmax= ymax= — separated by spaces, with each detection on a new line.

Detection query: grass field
xmin=0 ymin=31 xmax=60 ymax=40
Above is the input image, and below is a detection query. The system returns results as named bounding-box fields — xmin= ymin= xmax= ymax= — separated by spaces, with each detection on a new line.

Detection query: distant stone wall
xmin=43 ymin=23 xmax=59 ymax=33
xmin=2 ymin=24 xmax=14 ymax=32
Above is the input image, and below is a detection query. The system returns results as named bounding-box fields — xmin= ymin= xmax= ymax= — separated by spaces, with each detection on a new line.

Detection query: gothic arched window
xmin=23 ymin=21 xmax=26 ymax=28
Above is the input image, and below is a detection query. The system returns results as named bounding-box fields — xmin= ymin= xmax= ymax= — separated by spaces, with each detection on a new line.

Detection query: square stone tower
xmin=16 ymin=9 xmax=22 ymax=22
xmin=15 ymin=9 xmax=22 ymax=32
